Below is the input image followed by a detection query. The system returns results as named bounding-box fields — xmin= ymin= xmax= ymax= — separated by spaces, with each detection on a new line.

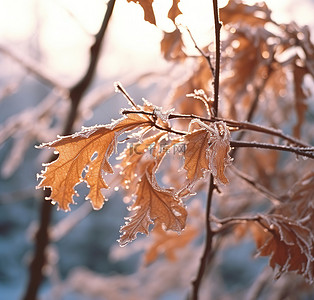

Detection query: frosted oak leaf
xmin=119 ymin=165 xmax=187 ymax=247
xmin=251 ymin=214 xmax=314 ymax=283
xmin=184 ymin=120 xmax=232 ymax=185
xmin=37 ymin=114 xmax=152 ymax=211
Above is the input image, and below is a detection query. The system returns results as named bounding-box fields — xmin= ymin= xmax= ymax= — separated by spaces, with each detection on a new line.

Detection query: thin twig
xmin=114 ymin=81 xmax=139 ymax=108
xmin=121 ymin=110 xmax=314 ymax=158
xmin=0 ymin=44 xmax=68 ymax=95
xmin=22 ymin=1 xmax=116 ymax=299
xmin=122 ymin=109 xmax=309 ymax=148
xmin=230 ymin=166 xmax=281 ymax=205
xmin=185 ymin=27 xmax=215 ymax=76
xmin=230 ymin=140 xmax=314 ymax=159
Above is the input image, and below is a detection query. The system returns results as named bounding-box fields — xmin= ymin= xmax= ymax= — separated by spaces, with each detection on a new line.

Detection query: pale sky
xmin=0 ymin=0 xmax=313 ymax=83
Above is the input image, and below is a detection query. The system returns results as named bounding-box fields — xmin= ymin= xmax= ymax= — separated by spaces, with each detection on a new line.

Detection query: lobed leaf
xmin=119 ymin=166 xmax=187 ymax=247
xmin=168 ymin=0 xmax=182 ymax=23
xmin=37 ymin=114 xmax=152 ymax=211
xmin=250 ymin=214 xmax=314 ymax=283
xmin=183 ymin=121 xmax=232 ymax=186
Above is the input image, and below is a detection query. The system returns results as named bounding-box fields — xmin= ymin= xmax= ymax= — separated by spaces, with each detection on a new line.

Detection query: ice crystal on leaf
xmin=37 ymin=114 xmax=152 ymax=211
xmin=119 ymin=165 xmax=187 ymax=247
xmin=183 ymin=120 xmax=232 ymax=186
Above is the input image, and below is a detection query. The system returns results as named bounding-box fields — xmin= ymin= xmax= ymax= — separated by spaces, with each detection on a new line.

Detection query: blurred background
xmin=0 ymin=0 xmax=314 ymax=299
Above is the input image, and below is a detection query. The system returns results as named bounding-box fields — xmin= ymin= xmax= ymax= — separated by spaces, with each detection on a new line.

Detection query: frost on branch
xmin=183 ymin=120 xmax=232 ymax=186
xmin=37 ymin=114 xmax=152 ymax=211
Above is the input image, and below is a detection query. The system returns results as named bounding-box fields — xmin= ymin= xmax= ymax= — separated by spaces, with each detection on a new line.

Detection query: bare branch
xmin=230 ymin=166 xmax=281 ymax=205
xmin=114 ymin=81 xmax=139 ymax=108
xmin=22 ymin=1 xmax=116 ymax=299
xmin=185 ymin=27 xmax=215 ymax=76
xmin=0 ymin=44 xmax=69 ymax=95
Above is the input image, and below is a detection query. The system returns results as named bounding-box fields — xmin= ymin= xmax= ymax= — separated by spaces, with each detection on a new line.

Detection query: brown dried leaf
xmin=184 ymin=121 xmax=232 ymax=185
xmin=220 ymin=0 xmax=272 ymax=27
xmin=161 ymin=28 xmax=186 ymax=62
xmin=250 ymin=214 xmax=314 ymax=283
xmin=127 ymin=0 xmax=156 ymax=25
xmin=167 ymin=0 xmax=182 ymax=23
xmin=292 ymin=64 xmax=308 ymax=139
xmin=144 ymin=223 xmax=198 ymax=264
xmin=184 ymin=129 xmax=210 ymax=182
xmin=278 ymin=171 xmax=314 ymax=231
xmin=119 ymin=167 xmax=187 ymax=247
xmin=37 ymin=114 xmax=152 ymax=211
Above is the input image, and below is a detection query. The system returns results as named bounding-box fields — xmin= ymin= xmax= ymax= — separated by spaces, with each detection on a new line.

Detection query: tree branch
xmin=191 ymin=1 xmax=221 ymax=299
xmin=230 ymin=140 xmax=314 ymax=159
xmin=0 ymin=44 xmax=68 ymax=95
xmin=22 ymin=1 xmax=116 ymax=299
xmin=122 ymin=109 xmax=309 ymax=148
xmin=121 ymin=109 xmax=314 ymax=159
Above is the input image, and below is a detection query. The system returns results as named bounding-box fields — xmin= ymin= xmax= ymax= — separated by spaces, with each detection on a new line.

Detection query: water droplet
xmin=51 ymin=201 xmax=56 ymax=205
xmin=114 ymin=187 xmax=119 ymax=192
xmin=123 ymin=196 xmax=131 ymax=203
xmin=134 ymin=173 xmax=138 ymax=177
xmin=125 ymin=185 xmax=129 ymax=190
xmin=119 ymin=171 xmax=123 ymax=175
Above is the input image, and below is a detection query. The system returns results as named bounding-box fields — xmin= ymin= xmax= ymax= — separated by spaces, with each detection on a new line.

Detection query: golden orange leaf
xmin=37 ymin=114 xmax=152 ymax=211
xmin=119 ymin=168 xmax=187 ymax=247
xmin=184 ymin=129 xmax=210 ymax=182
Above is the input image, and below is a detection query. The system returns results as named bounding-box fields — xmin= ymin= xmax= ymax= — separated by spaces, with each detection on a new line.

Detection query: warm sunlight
xmin=0 ymin=0 xmax=313 ymax=80
xmin=1 ymin=1 xmax=314 ymax=300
